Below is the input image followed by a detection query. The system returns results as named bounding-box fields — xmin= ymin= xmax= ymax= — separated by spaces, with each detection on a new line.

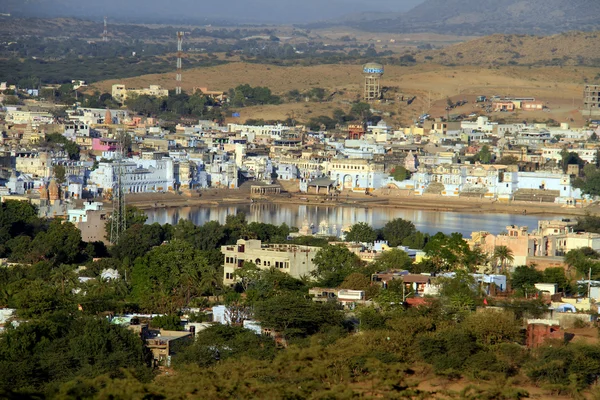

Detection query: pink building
xmin=92 ymin=138 xmax=118 ymax=152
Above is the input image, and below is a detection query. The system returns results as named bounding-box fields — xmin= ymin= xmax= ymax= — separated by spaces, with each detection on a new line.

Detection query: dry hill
xmin=91 ymin=62 xmax=598 ymax=126
xmin=418 ymin=31 xmax=600 ymax=66
xmin=350 ymin=0 xmax=600 ymax=36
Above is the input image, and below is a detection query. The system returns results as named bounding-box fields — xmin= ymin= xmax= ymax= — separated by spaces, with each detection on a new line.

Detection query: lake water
xmin=144 ymin=203 xmax=568 ymax=237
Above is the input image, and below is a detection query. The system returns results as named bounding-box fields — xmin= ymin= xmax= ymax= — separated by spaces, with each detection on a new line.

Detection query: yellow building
xmin=221 ymin=239 xmax=320 ymax=286
xmin=111 ymin=84 xmax=169 ymax=103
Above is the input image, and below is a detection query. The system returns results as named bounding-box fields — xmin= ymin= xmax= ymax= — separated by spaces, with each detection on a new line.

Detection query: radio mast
xmin=110 ymin=139 xmax=126 ymax=244
xmin=176 ymin=31 xmax=184 ymax=95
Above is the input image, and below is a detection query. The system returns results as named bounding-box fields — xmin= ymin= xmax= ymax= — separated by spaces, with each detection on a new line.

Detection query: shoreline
xmin=107 ymin=190 xmax=595 ymax=218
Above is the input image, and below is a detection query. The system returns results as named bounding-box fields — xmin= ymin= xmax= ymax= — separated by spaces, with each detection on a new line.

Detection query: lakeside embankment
xmin=104 ymin=189 xmax=596 ymax=218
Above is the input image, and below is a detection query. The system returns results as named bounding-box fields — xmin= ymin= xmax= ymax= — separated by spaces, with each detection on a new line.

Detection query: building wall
xmin=15 ymin=153 xmax=51 ymax=177
xmin=221 ymin=239 xmax=320 ymax=286
xmin=88 ymin=159 xmax=175 ymax=193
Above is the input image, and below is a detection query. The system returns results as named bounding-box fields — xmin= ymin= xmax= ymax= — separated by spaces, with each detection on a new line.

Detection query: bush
xmin=151 ymin=314 xmax=183 ymax=331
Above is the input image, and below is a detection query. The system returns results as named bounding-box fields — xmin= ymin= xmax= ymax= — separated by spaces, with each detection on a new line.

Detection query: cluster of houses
xmin=1 ymin=92 xmax=600 ymax=207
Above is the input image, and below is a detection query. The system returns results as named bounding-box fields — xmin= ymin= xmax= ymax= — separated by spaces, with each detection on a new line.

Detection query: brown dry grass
xmin=91 ymin=62 xmax=600 ymax=126
xmin=418 ymin=31 xmax=600 ymax=66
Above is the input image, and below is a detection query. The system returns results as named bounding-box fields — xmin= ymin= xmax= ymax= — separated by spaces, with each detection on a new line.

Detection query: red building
xmin=348 ymin=123 xmax=366 ymax=140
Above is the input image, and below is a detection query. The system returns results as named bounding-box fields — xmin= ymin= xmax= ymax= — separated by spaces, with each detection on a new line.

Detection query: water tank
xmin=363 ymin=62 xmax=384 ymax=75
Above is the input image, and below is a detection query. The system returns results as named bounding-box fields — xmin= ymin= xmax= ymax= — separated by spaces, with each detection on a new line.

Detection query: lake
xmin=144 ymin=203 xmax=568 ymax=237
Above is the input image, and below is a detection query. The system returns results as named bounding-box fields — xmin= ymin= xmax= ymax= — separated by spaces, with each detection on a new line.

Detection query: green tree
xmin=254 ymin=292 xmax=343 ymax=339
xmin=307 ymin=87 xmax=326 ymax=101
xmin=580 ymin=169 xmax=600 ymax=196
xmin=30 ymin=220 xmax=83 ymax=265
xmin=390 ymin=166 xmax=411 ymax=181
xmin=13 ymin=279 xmax=68 ymax=318
xmin=439 ymin=270 xmax=480 ymax=317
xmin=50 ymin=264 xmax=78 ymax=295
xmin=374 ymin=279 xmax=407 ymax=309
xmin=54 ymin=165 xmax=67 ymax=184
xmin=381 ymin=218 xmax=417 ymax=247
xmin=174 ymin=324 xmax=276 ymax=368
xmin=424 ymin=233 xmax=474 ymax=272
xmin=493 ymin=245 xmax=514 ymax=273
xmin=339 ymin=272 xmax=371 ymax=290
xmin=372 ymin=248 xmax=413 ymax=271
xmin=543 ymin=267 xmax=570 ymax=294
xmin=511 ymin=265 xmax=543 ymax=294
xmin=345 ymin=222 xmax=377 ymax=243
xmin=110 ymin=223 xmax=166 ymax=261
xmin=561 ymin=149 xmax=585 ymax=174
xmin=462 ymin=310 xmax=520 ymax=346
xmin=0 ymin=314 xmax=151 ymax=394
xmin=130 ymin=239 xmax=212 ymax=312
xmin=151 ymin=314 xmax=183 ymax=331
xmin=311 ymin=245 xmax=363 ymax=287
xmin=476 ymin=145 xmax=492 ymax=164
xmin=401 ymin=231 xmax=429 ymax=249
xmin=233 ymin=261 xmax=261 ymax=291
xmin=350 ymin=102 xmax=372 ymax=121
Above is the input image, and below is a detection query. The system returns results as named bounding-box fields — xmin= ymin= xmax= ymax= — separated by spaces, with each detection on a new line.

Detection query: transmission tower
xmin=176 ymin=31 xmax=184 ymax=95
xmin=102 ymin=17 xmax=108 ymax=42
xmin=110 ymin=140 xmax=126 ymax=244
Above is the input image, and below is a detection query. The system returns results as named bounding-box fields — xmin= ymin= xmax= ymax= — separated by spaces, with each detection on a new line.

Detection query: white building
xmin=87 ymin=158 xmax=175 ymax=194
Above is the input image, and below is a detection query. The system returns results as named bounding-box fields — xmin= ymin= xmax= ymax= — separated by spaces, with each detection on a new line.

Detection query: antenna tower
xmin=110 ymin=138 xmax=126 ymax=244
xmin=176 ymin=31 xmax=184 ymax=95
xmin=103 ymin=16 xmax=108 ymax=42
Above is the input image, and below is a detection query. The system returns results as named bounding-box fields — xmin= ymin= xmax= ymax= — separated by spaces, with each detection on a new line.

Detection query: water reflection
xmin=144 ymin=203 xmax=563 ymax=237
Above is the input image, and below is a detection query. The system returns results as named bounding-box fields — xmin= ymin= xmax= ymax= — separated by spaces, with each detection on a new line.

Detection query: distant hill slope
xmin=417 ymin=31 xmax=600 ymax=67
xmin=350 ymin=0 xmax=600 ymax=35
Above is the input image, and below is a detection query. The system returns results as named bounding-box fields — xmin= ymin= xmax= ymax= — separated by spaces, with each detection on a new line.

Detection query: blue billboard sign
xmin=363 ymin=67 xmax=384 ymax=74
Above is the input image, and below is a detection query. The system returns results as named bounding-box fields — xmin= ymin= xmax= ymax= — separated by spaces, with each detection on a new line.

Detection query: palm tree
xmin=493 ymin=246 xmax=514 ymax=274
xmin=51 ymin=264 xmax=78 ymax=295
xmin=199 ymin=267 xmax=222 ymax=299
xmin=179 ymin=264 xmax=200 ymax=306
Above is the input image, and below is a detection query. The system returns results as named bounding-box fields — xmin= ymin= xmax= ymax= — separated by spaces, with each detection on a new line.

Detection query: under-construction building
xmin=363 ymin=62 xmax=384 ymax=101
xmin=584 ymin=84 xmax=600 ymax=116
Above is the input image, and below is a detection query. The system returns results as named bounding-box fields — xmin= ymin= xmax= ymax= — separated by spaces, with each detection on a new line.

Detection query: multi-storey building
xmin=87 ymin=158 xmax=175 ymax=195
xmin=326 ymin=159 xmax=387 ymax=191
xmin=584 ymin=84 xmax=600 ymax=116
xmin=221 ymin=239 xmax=321 ymax=286
xmin=111 ymin=84 xmax=169 ymax=103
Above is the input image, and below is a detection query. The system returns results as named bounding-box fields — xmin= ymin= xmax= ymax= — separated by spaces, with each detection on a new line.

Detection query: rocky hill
xmin=417 ymin=31 xmax=600 ymax=67
xmin=350 ymin=0 xmax=600 ymax=35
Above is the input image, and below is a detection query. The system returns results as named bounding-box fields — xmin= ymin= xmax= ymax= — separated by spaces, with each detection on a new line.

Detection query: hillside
xmin=91 ymin=62 xmax=596 ymax=127
xmin=418 ymin=31 xmax=600 ymax=66
xmin=350 ymin=0 xmax=600 ymax=36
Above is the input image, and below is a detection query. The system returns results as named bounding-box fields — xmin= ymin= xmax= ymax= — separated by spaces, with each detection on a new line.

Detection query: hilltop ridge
xmin=347 ymin=0 xmax=600 ymax=36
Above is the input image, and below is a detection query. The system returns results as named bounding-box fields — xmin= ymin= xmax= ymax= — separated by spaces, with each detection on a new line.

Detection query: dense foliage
xmin=1 ymin=202 xmax=599 ymax=398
